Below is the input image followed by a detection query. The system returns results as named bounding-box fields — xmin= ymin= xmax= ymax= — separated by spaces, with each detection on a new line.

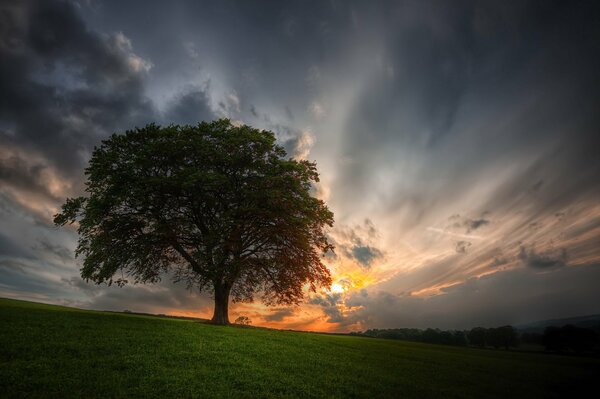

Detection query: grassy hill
xmin=1 ymin=298 xmax=598 ymax=398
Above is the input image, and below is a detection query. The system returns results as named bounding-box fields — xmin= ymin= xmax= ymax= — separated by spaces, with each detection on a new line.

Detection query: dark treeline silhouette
xmin=356 ymin=326 xmax=519 ymax=349
xmin=356 ymin=324 xmax=599 ymax=354
xmin=524 ymin=325 xmax=598 ymax=354
xmin=467 ymin=326 xmax=519 ymax=349
xmin=354 ymin=328 xmax=469 ymax=347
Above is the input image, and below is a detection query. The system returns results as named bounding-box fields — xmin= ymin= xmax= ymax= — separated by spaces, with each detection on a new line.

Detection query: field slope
xmin=1 ymin=298 xmax=598 ymax=398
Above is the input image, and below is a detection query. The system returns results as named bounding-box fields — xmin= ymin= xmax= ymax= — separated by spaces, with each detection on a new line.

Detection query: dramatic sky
xmin=1 ymin=0 xmax=600 ymax=332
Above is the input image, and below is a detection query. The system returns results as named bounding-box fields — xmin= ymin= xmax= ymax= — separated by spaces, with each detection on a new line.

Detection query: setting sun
xmin=330 ymin=283 xmax=346 ymax=294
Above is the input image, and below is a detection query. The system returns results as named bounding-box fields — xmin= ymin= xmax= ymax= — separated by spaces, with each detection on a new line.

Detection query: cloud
xmin=263 ymin=307 xmax=295 ymax=322
xmin=309 ymin=101 xmax=325 ymax=119
xmin=463 ymin=218 xmax=490 ymax=233
xmin=309 ymin=293 xmax=345 ymax=323
xmin=283 ymin=129 xmax=315 ymax=160
xmin=490 ymin=255 xmax=508 ymax=268
xmin=518 ymin=245 xmax=568 ymax=269
xmin=249 ymin=105 xmax=259 ymax=118
xmin=0 ymin=147 xmax=71 ymax=202
xmin=62 ymin=272 xmax=214 ymax=316
xmin=309 ymin=292 xmax=342 ymax=308
xmin=0 ymin=0 xmax=163 ymax=313
xmin=348 ymin=245 xmax=383 ymax=267
xmin=447 ymin=214 xmax=490 ymax=234
xmin=35 ymin=239 xmax=73 ymax=263
xmin=341 ymin=262 xmax=600 ymax=330
xmin=0 ymin=257 xmax=73 ymax=301
xmin=163 ymin=83 xmax=215 ymax=125
xmin=0 ymin=0 xmax=154 ymax=181
xmin=455 ymin=241 xmax=472 ymax=254
xmin=0 ymin=233 xmax=32 ymax=258
xmin=332 ymin=219 xmax=384 ymax=268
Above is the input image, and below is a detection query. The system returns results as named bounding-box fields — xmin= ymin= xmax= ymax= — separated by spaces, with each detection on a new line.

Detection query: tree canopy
xmin=54 ymin=119 xmax=334 ymax=324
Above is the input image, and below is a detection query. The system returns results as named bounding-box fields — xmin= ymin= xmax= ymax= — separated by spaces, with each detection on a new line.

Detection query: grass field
xmin=1 ymin=298 xmax=598 ymax=398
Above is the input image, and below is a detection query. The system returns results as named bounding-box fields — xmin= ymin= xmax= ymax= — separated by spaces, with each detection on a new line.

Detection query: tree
xmin=234 ymin=316 xmax=252 ymax=326
xmin=422 ymin=328 xmax=441 ymax=344
xmin=486 ymin=326 xmax=518 ymax=350
xmin=452 ymin=330 xmax=468 ymax=347
xmin=468 ymin=327 xmax=487 ymax=347
xmin=543 ymin=325 xmax=598 ymax=353
xmin=498 ymin=325 xmax=519 ymax=350
xmin=54 ymin=119 xmax=334 ymax=325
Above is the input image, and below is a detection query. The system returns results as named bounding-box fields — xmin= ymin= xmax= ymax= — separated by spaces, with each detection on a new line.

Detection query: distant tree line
xmin=352 ymin=328 xmax=469 ymax=347
xmin=354 ymin=326 xmax=518 ymax=348
xmin=355 ymin=324 xmax=599 ymax=354
xmin=522 ymin=325 xmax=599 ymax=354
xmin=466 ymin=326 xmax=519 ymax=349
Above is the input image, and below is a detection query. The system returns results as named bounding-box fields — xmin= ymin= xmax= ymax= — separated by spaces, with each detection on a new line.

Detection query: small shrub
xmin=234 ymin=316 xmax=252 ymax=326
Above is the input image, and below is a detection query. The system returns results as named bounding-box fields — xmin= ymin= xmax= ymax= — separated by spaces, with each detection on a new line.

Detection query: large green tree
xmin=55 ymin=119 xmax=334 ymax=324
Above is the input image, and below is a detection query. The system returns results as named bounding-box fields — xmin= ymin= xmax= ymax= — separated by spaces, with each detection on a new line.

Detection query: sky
xmin=1 ymin=0 xmax=600 ymax=332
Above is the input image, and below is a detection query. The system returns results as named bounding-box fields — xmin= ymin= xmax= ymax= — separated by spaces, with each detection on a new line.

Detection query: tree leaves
xmin=54 ymin=119 xmax=334 ymax=308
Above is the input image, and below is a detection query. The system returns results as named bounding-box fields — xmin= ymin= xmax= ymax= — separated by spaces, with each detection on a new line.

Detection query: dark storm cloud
xmin=0 ymin=233 xmax=31 ymax=258
xmin=83 ymin=0 xmax=358 ymax=126
xmin=163 ymin=83 xmax=215 ymax=126
xmin=0 ymin=149 xmax=76 ymax=214
xmin=0 ymin=0 xmax=159 ymax=311
xmin=0 ymin=258 xmax=71 ymax=299
xmin=0 ymin=154 xmax=56 ymax=200
xmin=0 ymin=0 xmax=154 ymax=180
xmin=334 ymin=0 xmax=600 ymax=218
xmin=0 ymin=191 xmax=47 ymax=228
xmin=518 ymin=245 xmax=568 ymax=269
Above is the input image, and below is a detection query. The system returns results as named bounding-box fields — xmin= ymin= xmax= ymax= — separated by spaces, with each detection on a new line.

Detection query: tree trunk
xmin=211 ymin=284 xmax=230 ymax=325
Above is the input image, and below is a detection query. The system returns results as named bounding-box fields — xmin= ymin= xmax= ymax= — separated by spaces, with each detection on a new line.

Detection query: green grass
xmin=1 ymin=298 xmax=598 ymax=398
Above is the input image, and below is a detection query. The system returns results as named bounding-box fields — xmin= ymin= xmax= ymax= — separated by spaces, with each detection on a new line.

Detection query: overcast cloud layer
xmin=1 ymin=0 xmax=599 ymax=331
